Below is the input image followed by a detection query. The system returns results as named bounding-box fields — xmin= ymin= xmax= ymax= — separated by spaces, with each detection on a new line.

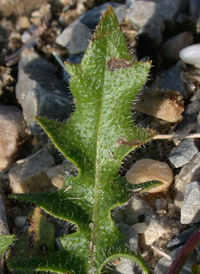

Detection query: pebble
xmin=16 ymin=16 xmax=30 ymax=32
xmin=133 ymin=87 xmax=184 ymax=123
xmin=180 ymin=44 xmax=200 ymax=65
xmin=14 ymin=216 xmax=27 ymax=227
xmin=189 ymin=0 xmax=200 ymax=21
xmin=167 ymin=223 xmax=200 ymax=249
xmin=126 ymin=1 xmax=156 ymax=30
xmin=157 ymin=62 xmax=188 ymax=99
xmin=167 ymin=138 xmax=199 ymax=168
xmin=9 ymin=148 xmax=55 ymax=193
xmin=126 ymin=159 xmax=173 ymax=194
xmin=0 ymin=105 xmax=26 ymax=171
xmin=79 ymin=2 xmax=127 ymax=30
xmin=176 ymin=100 xmax=200 ymax=134
xmin=56 ymin=20 xmax=92 ymax=55
xmin=112 ymin=258 xmax=141 ymax=274
xmin=181 ymin=181 xmax=200 ymax=224
xmin=117 ymin=223 xmax=139 ymax=253
xmin=138 ymin=15 xmax=164 ymax=47
xmin=160 ymin=32 xmax=193 ymax=63
xmin=46 ymin=162 xmax=77 ymax=189
xmin=16 ymin=48 xmax=73 ymax=134
xmin=174 ymin=152 xmax=200 ymax=209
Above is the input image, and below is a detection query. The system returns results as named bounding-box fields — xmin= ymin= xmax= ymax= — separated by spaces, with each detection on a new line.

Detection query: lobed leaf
xmin=9 ymin=6 xmax=156 ymax=274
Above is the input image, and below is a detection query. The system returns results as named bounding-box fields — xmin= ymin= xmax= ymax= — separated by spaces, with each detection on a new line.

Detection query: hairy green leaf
xmin=0 ymin=235 xmax=14 ymax=257
xmin=8 ymin=6 xmax=156 ymax=274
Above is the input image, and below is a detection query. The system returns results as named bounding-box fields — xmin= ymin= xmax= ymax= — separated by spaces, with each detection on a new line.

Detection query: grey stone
xmin=160 ymin=32 xmax=193 ymax=63
xmin=174 ymin=152 xmax=200 ymax=209
xmin=167 ymin=223 xmax=200 ymax=249
xmin=55 ymin=21 xmax=92 ymax=55
xmin=126 ymin=1 xmax=157 ymax=30
xmin=9 ymin=148 xmax=55 ymax=194
xmin=112 ymin=258 xmax=141 ymax=274
xmin=189 ymin=0 xmax=200 ymax=21
xmin=16 ymin=48 xmax=73 ymax=134
xmin=181 ymin=181 xmax=200 ymax=224
xmin=157 ymin=63 xmax=188 ymax=98
xmin=79 ymin=2 xmax=127 ymax=30
xmin=138 ymin=15 xmax=164 ymax=46
xmin=176 ymin=100 xmax=200 ymax=134
xmin=168 ymin=138 xmax=199 ymax=168
xmin=117 ymin=223 xmax=139 ymax=253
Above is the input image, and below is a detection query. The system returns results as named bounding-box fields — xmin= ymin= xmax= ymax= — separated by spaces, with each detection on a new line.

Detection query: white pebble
xmin=179 ymin=44 xmax=200 ymax=65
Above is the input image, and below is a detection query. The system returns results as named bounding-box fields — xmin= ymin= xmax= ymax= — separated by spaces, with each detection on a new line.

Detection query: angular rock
xmin=9 ymin=148 xmax=55 ymax=193
xmin=181 ymin=181 xmax=200 ymax=224
xmin=79 ymin=2 xmax=127 ymax=30
xmin=174 ymin=152 xmax=200 ymax=209
xmin=0 ymin=105 xmax=26 ymax=171
xmin=160 ymin=32 xmax=193 ymax=63
xmin=168 ymin=138 xmax=199 ymax=168
xmin=189 ymin=0 xmax=200 ymax=21
xmin=133 ymin=87 xmax=184 ymax=123
xmin=158 ymin=63 xmax=188 ymax=99
xmin=126 ymin=159 xmax=173 ymax=193
xmin=56 ymin=20 xmax=92 ymax=55
xmin=138 ymin=15 xmax=164 ymax=47
xmin=176 ymin=100 xmax=200 ymax=134
xmin=16 ymin=48 xmax=73 ymax=134
xmin=167 ymin=223 xmax=200 ymax=249
xmin=126 ymin=1 xmax=156 ymax=30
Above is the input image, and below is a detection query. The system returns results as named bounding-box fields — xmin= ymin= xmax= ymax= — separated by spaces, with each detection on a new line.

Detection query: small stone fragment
xmin=167 ymin=138 xmax=198 ymax=168
xmin=56 ymin=21 xmax=92 ymax=55
xmin=176 ymin=100 xmax=200 ymax=134
xmin=174 ymin=152 xmax=200 ymax=209
xmin=180 ymin=44 xmax=200 ymax=65
xmin=14 ymin=216 xmax=27 ymax=227
xmin=9 ymin=148 xmax=55 ymax=193
xmin=158 ymin=63 xmax=188 ymax=99
xmin=160 ymin=32 xmax=193 ymax=62
xmin=181 ymin=181 xmax=200 ymax=224
xmin=16 ymin=16 xmax=30 ymax=31
xmin=0 ymin=106 xmax=26 ymax=171
xmin=126 ymin=159 xmax=173 ymax=193
xmin=133 ymin=87 xmax=184 ymax=123
xmin=131 ymin=222 xmax=148 ymax=234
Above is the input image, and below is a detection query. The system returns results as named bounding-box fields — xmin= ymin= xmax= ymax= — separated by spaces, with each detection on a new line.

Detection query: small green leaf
xmin=0 ymin=235 xmax=14 ymax=257
xmin=9 ymin=6 xmax=156 ymax=274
